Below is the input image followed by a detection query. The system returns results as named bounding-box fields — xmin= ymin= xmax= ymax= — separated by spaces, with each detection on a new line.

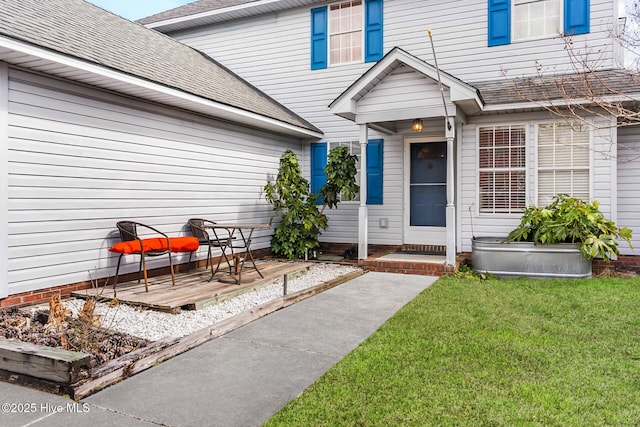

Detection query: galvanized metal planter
xmin=472 ymin=237 xmax=592 ymax=278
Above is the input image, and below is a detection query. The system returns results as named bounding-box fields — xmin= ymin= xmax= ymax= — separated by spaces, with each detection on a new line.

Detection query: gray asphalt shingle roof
xmin=0 ymin=0 xmax=320 ymax=133
xmin=473 ymin=69 xmax=640 ymax=106
xmin=138 ymin=0 xmax=258 ymax=25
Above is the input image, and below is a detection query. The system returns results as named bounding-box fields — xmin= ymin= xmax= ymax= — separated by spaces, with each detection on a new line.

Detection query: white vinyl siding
xmin=5 ymin=68 xmax=299 ymax=295
xmin=537 ymin=122 xmax=590 ymax=205
xmin=168 ymin=0 xmax=616 ymax=122
xmin=165 ymin=0 xmax=619 ymax=250
xmin=616 ymin=125 xmax=640 ymax=255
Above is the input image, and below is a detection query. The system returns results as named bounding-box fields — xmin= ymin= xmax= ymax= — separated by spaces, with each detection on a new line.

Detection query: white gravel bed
xmin=64 ymin=263 xmax=360 ymax=342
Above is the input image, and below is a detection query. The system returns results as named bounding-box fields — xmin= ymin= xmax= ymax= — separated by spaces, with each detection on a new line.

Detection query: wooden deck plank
xmin=72 ymin=262 xmax=312 ymax=312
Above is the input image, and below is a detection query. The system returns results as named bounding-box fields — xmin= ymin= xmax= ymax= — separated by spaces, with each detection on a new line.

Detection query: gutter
xmin=0 ymin=35 xmax=324 ymax=140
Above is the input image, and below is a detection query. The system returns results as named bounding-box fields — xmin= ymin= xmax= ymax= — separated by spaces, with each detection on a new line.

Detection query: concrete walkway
xmin=0 ymin=272 xmax=437 ymax=427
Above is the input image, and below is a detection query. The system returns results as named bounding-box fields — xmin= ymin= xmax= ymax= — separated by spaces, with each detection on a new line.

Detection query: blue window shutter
xmin=365 ymin=0 xmax=384 ymax=62
xmin=564 ymin=0 xmax=589 ymax=35
xmin=488 ymin=0 xmax=510 ymax=46
xmin=310 ymin=143 xmax=327 ymax=204
xmin=310 ymin=7 xmax=328 ymax=70
xmin=366 ymin=139 xmax=383 ymax=205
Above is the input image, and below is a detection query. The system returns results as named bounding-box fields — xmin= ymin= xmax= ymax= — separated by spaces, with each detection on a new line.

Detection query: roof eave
xmin=482 ymin=93 xmax=640 ymax=113
xmin=330 ymin=47 xmax=484 ymax=119
xmin=0 ymin=36 xmax=322 ymax=139
xmin=143 ymin=0 xmax=296 ymax=32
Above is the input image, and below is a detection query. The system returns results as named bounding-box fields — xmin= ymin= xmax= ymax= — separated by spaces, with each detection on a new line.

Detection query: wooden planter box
xmin=472 ymin=237 xmax=592 ymax=278
xmin=0 ymin=339 xmax=91 ymax=384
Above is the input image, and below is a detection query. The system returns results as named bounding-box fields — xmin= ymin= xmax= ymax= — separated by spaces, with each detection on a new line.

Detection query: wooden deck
xmin=72 ymin=261 xmax=312 ymax=313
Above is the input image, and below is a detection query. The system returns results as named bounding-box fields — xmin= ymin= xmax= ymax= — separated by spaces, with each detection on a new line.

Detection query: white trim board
xmin=0 ymin=62 xmax=8 ymax=298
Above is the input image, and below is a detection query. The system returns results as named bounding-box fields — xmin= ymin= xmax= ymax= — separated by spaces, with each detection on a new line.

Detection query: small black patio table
xmin=206 ymin=223 xmax=269 ymax=284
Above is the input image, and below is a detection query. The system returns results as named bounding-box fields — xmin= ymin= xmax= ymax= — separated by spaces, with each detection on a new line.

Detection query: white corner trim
xmin=0 ymin=62 xmax=8 ymax=298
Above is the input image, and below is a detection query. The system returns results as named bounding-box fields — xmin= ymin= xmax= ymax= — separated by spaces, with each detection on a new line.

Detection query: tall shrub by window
xmin=311 ymin=140 xmax=383 ymax=205
xmin=537 ymin=122 xmax=590 ymax=206
xmin=328 ymin=141 xmax=361 ymax=201
xmin=478 ymin=125 xmax=527 ymax=213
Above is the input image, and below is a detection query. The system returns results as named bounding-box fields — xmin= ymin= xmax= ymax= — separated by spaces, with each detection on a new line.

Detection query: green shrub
xmin=507 ymin=194 xmax=632 ymax=261
xmin=264 ymin=148 xmax=359 ymax=259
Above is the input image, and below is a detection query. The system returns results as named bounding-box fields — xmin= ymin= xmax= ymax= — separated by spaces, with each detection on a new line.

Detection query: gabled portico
xmin=329 ymin=47 xmax=483 ymax=266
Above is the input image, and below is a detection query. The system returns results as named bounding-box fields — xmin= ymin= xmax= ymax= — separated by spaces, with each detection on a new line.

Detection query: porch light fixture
xmin=411 ymin=119 xmax=423 ymax=132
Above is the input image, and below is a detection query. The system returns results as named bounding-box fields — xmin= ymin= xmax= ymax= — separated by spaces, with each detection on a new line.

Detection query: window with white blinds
xmin=478 ymin=125 xmax=527 ymax=213
xmin=537 ymin=122 xmax=590 ymax=206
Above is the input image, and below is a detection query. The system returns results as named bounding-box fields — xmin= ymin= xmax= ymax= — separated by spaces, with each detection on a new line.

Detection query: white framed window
xmin=513 ymin=0 xmax=562 ymax=41
xmin=328 ymin=141 xmax=361 ymax=201
xmin=478 ymin=125 xmax=527 ymax=214
xmin=329 ymin=0 xmax=364 ymax=65
xmin=537 ymin=122 xmax=590 ymax=206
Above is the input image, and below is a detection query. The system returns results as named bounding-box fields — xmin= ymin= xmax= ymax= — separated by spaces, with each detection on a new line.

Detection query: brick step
xmin=359 ymin=259 xmax=457 ymax=276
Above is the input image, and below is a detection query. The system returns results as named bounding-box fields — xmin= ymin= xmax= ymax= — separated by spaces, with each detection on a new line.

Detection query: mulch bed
xmin=0 ymin=307 xmax=149 ymax=368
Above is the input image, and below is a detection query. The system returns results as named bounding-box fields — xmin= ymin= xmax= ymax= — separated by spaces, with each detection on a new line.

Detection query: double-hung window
xmin=488 ymin=0 xmax=589 ymax=46
xmin=310 ymin=140 xmax=383 ymax=204
xmin=478 ymin=125 xmax=527 ymax=214
xmin=329 ymin=1 xmax=364 ymax=65
xmin=311 ymin=0 xmax=383 ymax=69
xmin=477 ymin=122 xmax=591 ymax=214
xmin=537 ymin=122 xmax=590 ymax=205
xmin=513 ymin=0 xmax=562 ymax=41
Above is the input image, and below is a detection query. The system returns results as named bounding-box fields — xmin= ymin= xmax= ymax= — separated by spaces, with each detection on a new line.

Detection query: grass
xmin=265 ymin=276 xmax=640 ymax=426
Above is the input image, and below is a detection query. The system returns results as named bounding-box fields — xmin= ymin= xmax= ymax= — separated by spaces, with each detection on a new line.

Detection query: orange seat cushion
xmin=110 ymin=237 xmax=199 ymax=254
xmin=168 ymin=237 xmax=200 ymax=253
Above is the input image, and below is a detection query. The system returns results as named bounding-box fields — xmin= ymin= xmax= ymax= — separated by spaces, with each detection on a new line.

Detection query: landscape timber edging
xmin=0 ymin=269 xmax=365 ymax=400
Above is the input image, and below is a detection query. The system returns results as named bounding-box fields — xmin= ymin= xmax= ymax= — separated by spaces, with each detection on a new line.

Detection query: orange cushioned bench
xmin=109 ymin=221 xmax=199 ymax=293
xmin=109 ymin=237 xmax=200 ymax=255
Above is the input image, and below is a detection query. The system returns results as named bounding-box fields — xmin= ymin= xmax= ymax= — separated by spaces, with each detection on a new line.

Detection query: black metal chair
xmin=188 ymin=218 xmax=235 ymax=277
xmin=109 ymin=221 xmax=174 ymax=293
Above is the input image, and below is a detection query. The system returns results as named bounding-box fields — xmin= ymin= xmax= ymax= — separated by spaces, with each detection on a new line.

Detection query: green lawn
xmin=265 ymin=276 xmax=640 ymax=426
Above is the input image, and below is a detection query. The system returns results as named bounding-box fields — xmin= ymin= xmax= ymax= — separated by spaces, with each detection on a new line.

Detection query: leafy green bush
xmin=264 ymin=150 xmax=326 ymax=259
xmin=507 ymin=194 xmax=632 ymax=261
xmin=319 ymin=146 xmax=359 ymax=211
xmin=264 ymin=148 xmax=359 ymax=259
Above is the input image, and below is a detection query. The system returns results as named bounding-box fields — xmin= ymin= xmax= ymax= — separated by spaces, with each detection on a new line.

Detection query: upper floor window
xmin=311 ymin=0 xmax=383 ymax=70
xmin=330 ymin=1 xmax=364 ymax=65
xmin=488 ymin=0 xmax=589 ymax=47
xmin=513 ymin=0 xmax=561 ymax=41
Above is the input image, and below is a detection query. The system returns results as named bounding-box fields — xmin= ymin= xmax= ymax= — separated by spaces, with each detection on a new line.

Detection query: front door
xmin=404 ymin=138 xmax=447 ymax=245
